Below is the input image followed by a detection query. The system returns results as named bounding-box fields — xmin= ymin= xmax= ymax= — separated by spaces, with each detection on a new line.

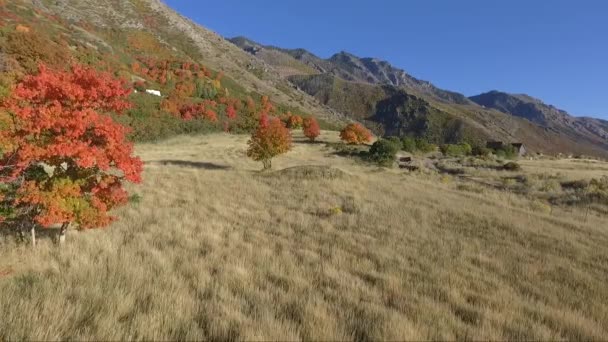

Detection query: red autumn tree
xmin=177 ymin=101 xmax=218 ymax=122
xmin=340 ymin=123 xmax=373 ymax=145
xmin=302 ymin=117 xmax=321 ymax=142
xmin=247 ymin=114 xmax=292 ymax=169
xmin=226 ymin=105 xmax=237 ymax=120
xmin=0 ymin=64 xmax=143 ymax=245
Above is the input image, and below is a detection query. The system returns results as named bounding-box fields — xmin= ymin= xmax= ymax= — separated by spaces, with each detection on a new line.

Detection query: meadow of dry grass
xmin=519 ymin=158 xmax=608 ymax=181
xmin=1 ymin=131 xmax=607 ymax=340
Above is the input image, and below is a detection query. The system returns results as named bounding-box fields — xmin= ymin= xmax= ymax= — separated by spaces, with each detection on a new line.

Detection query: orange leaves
xmin=160 ymin=97 xmax=181 ymax=116
xmin=303 ymin=117 xmax=321 ymax=142
xmin=12 ymin=64 xmax=132 ymax=112
xmin=15 ymin=24 xmax=30 ymax=33
xmin=260 ymin=95 xmax=274 ymax=115
xmin=247 ymin=114 xmax=292 ymax=169
xmin=131 ymin=61 xmax=141 ymax=73
xmin=340 ymin=123 xmax=373 ymax=145
xmin=286 ymin=113 xmax=303 ymax=129
xmin=0 ymin=64 xmax=142 ymax=229
xmin=173 ymin=81 xmax=195 ymax=98
xmin=4 ymin=28 xmax=70 ymax=72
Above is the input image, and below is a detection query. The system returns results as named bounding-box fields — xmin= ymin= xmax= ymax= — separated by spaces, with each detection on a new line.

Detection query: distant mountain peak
xmin=470 ymin=91 xmax=608 ymax=145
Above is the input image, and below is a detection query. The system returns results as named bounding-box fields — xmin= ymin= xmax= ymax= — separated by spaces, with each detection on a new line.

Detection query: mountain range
xmin=1 ymin=0 xmax=606 ymax=157
xmin=230 ymin=36 xmax=608 ymax=157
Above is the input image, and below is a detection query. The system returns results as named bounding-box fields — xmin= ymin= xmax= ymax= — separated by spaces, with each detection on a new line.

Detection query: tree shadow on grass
xmin=293 ymin=138 xmax=325 ymax=144
xmin=0 ymin=224 xmax=60 ymax=245
xmin=149 ymin=160 xmax=232 ymax=170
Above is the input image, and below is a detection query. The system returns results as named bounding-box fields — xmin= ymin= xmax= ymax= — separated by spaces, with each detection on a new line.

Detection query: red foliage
xmin=247 ymin=114 xmax=292 ymax=169
xmin=226 ymin=105 xmax=237 ymax=120
xmin=303 ymin=117 xmax=321 ymax=142
xmin=340 ymin=123 xmax=373 ymax=145
xmin=0 ymin=64 xmax=142 ymax=229
xmin=177 ymin=100 xmax=218 ymax=122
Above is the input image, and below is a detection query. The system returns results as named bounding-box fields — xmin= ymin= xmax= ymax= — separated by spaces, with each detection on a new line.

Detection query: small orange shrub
xmin=247 ymin=114 xmax=292 ymax=169
xmin=15 ymin=24 xmax=30 ymax=33
xmin=286 ymin=113 xmax=303 ymax=129
xmin=340 ymin=123 xmax=372 ymax=145
xmin=302 ymin=117 xmax=320 ymax=142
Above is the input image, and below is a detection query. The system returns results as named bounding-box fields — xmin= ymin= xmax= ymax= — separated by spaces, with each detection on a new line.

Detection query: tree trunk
xmin=30 ymin=224 xmax=36 ymax=248
xmin=263 ymin=159 xmax=272 ymax=170
xmin=58 ymin=222 xmax=69 ymax=244
xmin=18 ymin=222 xmax=26 ymax=242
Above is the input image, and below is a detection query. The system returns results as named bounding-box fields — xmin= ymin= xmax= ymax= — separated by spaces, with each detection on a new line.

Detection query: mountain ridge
xmin=470 ymin=90 xmax=608 ymax=150
xmin=230 ymin=35 xmax=608 ymax=157
xmin=230 ymin=37 xmax=473 ymax=106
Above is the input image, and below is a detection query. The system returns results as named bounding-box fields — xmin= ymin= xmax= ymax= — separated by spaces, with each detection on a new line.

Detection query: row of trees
xmin=247 ymin=114 xmax=320 ymax=169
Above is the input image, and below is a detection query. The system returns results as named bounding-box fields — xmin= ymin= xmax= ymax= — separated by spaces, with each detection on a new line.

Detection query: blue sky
xmin=165 ymin=0 xmax=608 ymax=119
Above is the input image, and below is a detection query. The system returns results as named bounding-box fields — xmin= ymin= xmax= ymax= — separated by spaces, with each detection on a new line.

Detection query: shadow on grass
xmin=0 ymin=224 xmax=60 ymax=245
xmin=293 ymin=138 xmax=325 ymax=145
xmin=150 ymin=160 xmax=232 ymax=170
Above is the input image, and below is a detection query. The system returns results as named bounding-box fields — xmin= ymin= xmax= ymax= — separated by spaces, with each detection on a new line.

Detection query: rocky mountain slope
xmin=1 ymin=0 xmax=347 ymax=128
xmin=470 ymin=91 xmax=608 ymax=152
xmin=230 ymin=37 xmax=472 ymax=105
xmin=230 ymin=36 xmax=608 ymax=157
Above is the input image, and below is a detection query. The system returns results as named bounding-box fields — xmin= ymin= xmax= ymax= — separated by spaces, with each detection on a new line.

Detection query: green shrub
xmin=502 ymin=161 xmax=521 ymax=171
xmin=386 ymin=136 xmax=402 ymax=149
xmin=440 ymin=143 xmax=472 ymax=156
xmin=368 ymin=139 xmax=400 ymax=166
xmin=472 ymin=145 xmax=492 ymax=157
xmin=539 ymin=179 xmax=562 ymax=193
xmin=494 ymin=145 xmax=518 ymax=159
xmin=402 ymin=137 xmax=417 ymax=152
xmin=415 ymin=139 xmax=436 ymax=153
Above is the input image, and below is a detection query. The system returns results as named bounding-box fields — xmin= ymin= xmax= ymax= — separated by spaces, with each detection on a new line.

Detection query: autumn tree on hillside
xmin=0 ymin=64 xmax=143 ymax=245
xmin=247 ymin=114 xmax=292 ymax=169
xmin=302 ymin=117 xmax=320 ymax=142
xmin=177 ymin=101 xmax=218 ymax=122
xmin=340 ymin=123 xmax=373 ymax=145
xmin=286 ymin=113 xmax=303 ymax=129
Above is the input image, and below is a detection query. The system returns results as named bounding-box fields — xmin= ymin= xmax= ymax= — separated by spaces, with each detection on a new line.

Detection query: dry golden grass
xmin=519 ymin=158 xmax=608 ymax=181
xmin=1 ymin=131 xmax=607 ymax=340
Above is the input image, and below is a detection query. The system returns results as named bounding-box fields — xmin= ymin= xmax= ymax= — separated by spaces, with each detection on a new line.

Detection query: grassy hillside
xmin=1 ymin=132 xmax=607 ymax=340
xmin=0 ymin=0 xmax=347 ymax=143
